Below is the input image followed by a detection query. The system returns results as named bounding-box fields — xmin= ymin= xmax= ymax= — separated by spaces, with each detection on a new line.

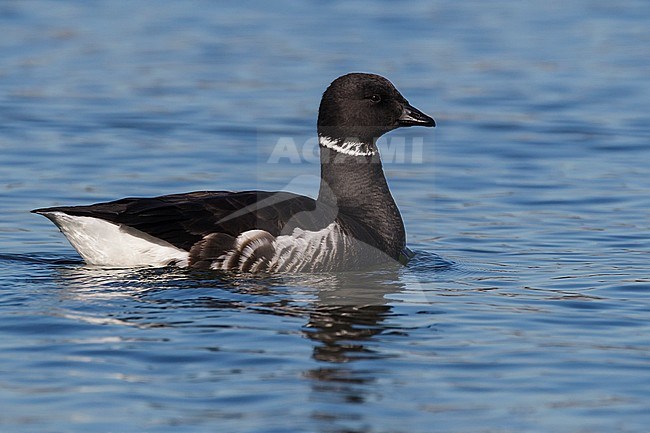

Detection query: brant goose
xmin=33 ymin=73 xmax=435 ymax=272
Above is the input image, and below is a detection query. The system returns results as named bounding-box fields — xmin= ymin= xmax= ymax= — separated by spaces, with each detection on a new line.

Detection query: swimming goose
xmin=33 ymin=73 xmax=435 ymax=271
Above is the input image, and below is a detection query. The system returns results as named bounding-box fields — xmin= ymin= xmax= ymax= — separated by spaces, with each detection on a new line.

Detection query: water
xmin=1 ymin=1 xmax=649 ymax=432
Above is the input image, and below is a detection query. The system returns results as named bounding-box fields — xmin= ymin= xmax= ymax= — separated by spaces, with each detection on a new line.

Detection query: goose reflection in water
xmin=49 ymin=262 xmax=416 ymax=353
xmin=46 ymin=257 xmax=442 ymax=412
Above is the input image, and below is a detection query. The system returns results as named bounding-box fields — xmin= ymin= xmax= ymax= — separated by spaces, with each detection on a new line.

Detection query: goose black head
xmin=317 ymin=73 xmax=435 ymax=146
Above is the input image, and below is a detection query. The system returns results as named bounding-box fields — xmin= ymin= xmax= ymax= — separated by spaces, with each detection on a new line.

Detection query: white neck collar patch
xmin=319 ymin=136 xmax=376 ymax=157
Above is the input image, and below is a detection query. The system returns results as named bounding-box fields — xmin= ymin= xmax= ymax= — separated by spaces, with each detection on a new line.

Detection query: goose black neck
xmin=316 ymin=140 xmax=405 ymax=257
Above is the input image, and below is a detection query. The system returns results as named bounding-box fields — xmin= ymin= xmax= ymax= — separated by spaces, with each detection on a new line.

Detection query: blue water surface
xmin=1 ymin=1 xmax=650 ymax=432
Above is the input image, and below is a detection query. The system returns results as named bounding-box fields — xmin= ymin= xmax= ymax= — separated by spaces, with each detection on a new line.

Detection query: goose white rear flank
xmin=37 ymin=211 xmax=189 ymax=267
xmin=33 ymin=73 xmax=435 ymax=272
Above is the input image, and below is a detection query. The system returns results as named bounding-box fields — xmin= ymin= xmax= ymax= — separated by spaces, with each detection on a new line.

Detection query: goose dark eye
xmin=369 ymin=94 xmax=381 ymax=103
